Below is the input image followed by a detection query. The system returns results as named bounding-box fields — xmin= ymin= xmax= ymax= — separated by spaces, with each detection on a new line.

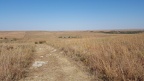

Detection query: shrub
xmin=35 ymin=41 xmax=46 ymax=44
xmin=39 ymin=41 xmax=46 ymax=44
xmin=4 ymin=37 xmax=7 ymax=39
xmin=35 ymin=42 xmax=38 ymax=44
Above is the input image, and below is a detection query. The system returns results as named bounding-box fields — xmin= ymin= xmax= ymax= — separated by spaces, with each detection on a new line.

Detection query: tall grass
xmin=0 ymin=44 xmax=34 ymax=81
xmin=86 ymin=35 xmax=144 ymax=81
xmin=1 ymin=31 xmax=143 ymax=81
xmin=47 ymin=33 xmax=144 ymax=81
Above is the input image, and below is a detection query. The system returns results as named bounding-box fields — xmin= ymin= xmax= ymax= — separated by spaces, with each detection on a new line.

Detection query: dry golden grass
xmin=46 ymin=32 xmax=144 ymax=81
xmin=0 ymin=31 xmax=35 ymax=81
xmin=0 ymin=31 xmax=144 ymax=81
xmin=0 ymin=44 xmax=34 ymax=81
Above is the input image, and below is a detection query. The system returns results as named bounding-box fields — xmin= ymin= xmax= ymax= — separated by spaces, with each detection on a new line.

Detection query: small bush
xmin=35 ymin=42 xmax=38 ymax=44
xmin=39 ymin=41 xmax=46 ymax=44
xmin=4 ymin=37 xmax=7 ymax=39
xmin=35 ymin=41 xmax=46 ymax=44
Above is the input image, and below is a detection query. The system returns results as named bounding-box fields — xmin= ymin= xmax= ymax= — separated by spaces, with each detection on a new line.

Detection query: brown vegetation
xmin=0 ymin=31 xmax=144 ymax=81
xmin=47 ymin=32 xmax=144 ymax=81
xmin=0 ymin=44 xmax=34 ymax=81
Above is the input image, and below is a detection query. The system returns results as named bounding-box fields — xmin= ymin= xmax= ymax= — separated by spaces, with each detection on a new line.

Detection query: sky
xmin=0 ymin=0 xmax=144 ymax=31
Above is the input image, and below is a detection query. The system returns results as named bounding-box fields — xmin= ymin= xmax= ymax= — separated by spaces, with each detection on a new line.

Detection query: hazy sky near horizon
xmin=0 ymin=0 xmax=144 ymax=30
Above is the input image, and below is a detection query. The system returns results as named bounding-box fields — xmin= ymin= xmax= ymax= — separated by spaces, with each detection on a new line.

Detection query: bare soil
xmin=20 ymin=44 xmax=93 ymax=81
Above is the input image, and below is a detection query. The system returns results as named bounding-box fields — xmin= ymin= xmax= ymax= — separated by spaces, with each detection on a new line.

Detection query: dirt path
xmin=20 ymin=44 xmax=93 ymax=81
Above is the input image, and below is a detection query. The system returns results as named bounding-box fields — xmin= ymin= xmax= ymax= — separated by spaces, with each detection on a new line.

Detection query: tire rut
xmin=20 ymin=44 xmax=93 ymax=81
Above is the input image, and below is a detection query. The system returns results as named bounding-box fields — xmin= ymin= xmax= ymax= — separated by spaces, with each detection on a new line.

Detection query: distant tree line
xmin=100 ymin=30 xmax=144 ymax=34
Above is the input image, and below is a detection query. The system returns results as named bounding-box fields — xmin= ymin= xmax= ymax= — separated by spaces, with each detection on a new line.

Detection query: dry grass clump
xmin=0 ymin=44 xmax=34 ymax=81
xmin=47 ymin=33 xmax=144 ymax=81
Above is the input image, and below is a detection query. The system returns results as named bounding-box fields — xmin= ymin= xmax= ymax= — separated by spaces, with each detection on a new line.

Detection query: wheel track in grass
xmin=19 ymin=44 xmax=94 ymax=81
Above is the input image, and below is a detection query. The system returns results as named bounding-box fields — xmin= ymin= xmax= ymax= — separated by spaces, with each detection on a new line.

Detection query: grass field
xmin=0 ymin=31 xmax=144 ymax=81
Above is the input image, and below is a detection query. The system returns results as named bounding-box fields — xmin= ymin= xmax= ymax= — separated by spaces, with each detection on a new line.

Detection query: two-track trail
xmin=20 ymin=44 xmax=93 ymax=81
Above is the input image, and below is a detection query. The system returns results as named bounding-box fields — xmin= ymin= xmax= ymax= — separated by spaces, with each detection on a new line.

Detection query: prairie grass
xmin=0 ymin=31 xmax=144 ymax=81
xmin=47 ymin=33 xmax=144 ymax=81
xmin=0 ymin=44 xmax=34 ymax=81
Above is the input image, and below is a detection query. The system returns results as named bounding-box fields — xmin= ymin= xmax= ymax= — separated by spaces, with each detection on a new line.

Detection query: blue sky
xmin=0 ymin=0 xmax=144 ymax=30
